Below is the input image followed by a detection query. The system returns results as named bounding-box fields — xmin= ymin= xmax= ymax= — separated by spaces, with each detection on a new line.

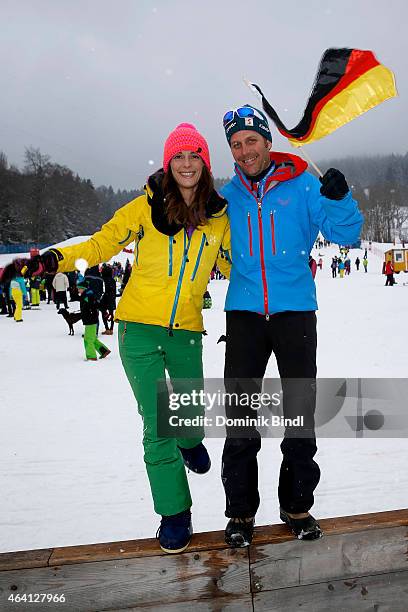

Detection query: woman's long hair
xmin=162 ymin=165 xmax=214 ymax=229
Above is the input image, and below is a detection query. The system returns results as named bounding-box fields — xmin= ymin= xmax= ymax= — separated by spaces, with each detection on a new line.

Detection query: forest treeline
xmin=1 ymin=147 xmax=407 ymax=245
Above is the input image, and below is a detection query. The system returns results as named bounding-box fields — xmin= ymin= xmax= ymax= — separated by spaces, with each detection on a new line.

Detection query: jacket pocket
xmin=270 ymin=211 xmax=276 ymax=255
xmin=247 ymin=212 xmax=253 ymax=256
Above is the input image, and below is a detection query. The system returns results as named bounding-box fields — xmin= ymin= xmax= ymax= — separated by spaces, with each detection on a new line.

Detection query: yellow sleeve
xmin=216 ymin=222 xmax=232 ymax=280
xmin=55 ymin=196 xmax=145 ymax=272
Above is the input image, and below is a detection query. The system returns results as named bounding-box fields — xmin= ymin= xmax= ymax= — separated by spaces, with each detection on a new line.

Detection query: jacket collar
xmin=233 ymin=151 xmax=308 ymax=197
xmin=145 ymin=169 xmax=227 ymax=236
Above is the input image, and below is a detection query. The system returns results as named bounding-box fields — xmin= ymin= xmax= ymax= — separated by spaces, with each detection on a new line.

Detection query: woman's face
xmin=170 ymin=151 xmax=204 ymax=191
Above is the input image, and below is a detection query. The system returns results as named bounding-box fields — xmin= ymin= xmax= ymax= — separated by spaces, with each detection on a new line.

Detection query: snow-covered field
xmin=0 ymin=242 xmax=407 ymax=553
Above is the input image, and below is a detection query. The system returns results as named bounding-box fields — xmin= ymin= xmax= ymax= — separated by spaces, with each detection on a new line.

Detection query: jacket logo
xmin=277 ymin=198 xmax=290 ymax=206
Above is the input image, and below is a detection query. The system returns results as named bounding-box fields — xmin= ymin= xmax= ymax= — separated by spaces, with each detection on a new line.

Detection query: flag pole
xmin=243 ymin=77 xmax=324 ymax=177
xmin=295 ymin=146 xmax=323 ymax=177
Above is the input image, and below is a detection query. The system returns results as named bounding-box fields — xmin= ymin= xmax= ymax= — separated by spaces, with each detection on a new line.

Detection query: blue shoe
xmin=178 ymin=443 xmax=211 ymax=474
xmin=157 ymin=510 xmax=192 ymax=553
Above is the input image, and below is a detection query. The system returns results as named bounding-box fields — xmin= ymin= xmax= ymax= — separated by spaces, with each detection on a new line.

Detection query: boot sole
xmin=159 ymin=538 xmax=191 ymax=554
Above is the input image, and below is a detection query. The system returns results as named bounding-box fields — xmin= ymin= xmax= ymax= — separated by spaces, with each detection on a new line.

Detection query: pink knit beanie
xmin=163 ymin=123 xmax=211 ymax=172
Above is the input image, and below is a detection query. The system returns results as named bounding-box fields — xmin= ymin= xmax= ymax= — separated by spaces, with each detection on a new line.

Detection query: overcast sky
xmin=1 ymin=0 xmax=407 ymax=189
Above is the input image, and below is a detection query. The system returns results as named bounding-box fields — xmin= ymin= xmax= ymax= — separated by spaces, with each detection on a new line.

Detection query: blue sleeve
xmin=18 ymin=277 xmax=27 ymax=296
xmin=305 ymin=173 xmax=363 ymax=245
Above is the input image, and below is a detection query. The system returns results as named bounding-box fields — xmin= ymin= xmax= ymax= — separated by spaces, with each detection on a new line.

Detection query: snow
xmin=1 ymin=242 xmax=407 ymax=553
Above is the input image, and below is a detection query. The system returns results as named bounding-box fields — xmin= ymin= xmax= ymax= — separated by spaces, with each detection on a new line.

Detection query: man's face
xmin=230 ymin=130 xmax=271 ymax=177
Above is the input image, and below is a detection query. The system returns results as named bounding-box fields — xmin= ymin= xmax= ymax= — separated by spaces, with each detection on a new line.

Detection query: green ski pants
xmin=84 ymin=324 xmax=108 ymax=359
xmin=118 ymin=321 xmax=204 ymax=516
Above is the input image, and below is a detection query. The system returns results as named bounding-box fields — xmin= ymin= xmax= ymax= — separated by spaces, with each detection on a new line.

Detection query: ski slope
xmin=0 ymin=241 xmax=407 ymax=553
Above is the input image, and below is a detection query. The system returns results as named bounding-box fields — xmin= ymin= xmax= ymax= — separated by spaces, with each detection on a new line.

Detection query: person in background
xmin=384 ymin=260 xmax=395 ymax=286
xmin=0 ymin=282 xmax=8 ymax=314
xmin=77 ymin=278 xmax=111 ymax=361
xmin=67 ymin=270 xmax=79 ymax=302
xmin=203 ymin=290 xmax=212 ymax=309
xmin=9 ymin=271 xmax=27 ymax=322
xmin=39 ymin=277 xmax=47 ymax=301
xmin=338 ymin=259 xmax=345 ymax=278
xmin=30 ymin=275 xmax=41 ymax=308
xmin=363 ymin=256 xmax=368 ymax=273
xmin=100 ymin=264 xmax=117 ymax=335
xmin=331 ymin=257 xmax=337 ymax=278
xmin=52 ymin=271 xmax=69 ymax=309
xmin=355 ymin=256 xmax=360 ymax=271
xmin=45 ymin=272 xmax=55 ymax=303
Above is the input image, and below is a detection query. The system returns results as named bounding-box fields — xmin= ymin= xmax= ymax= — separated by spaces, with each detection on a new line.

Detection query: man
xmin=52 ymin=271 xmax=69 ymax=309
xmin=220 ymin=105 xmax=363 ymax=547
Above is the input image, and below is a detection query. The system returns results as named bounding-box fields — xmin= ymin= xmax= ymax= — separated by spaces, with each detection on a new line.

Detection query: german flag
xmin=250 ymin=48 xmax=397 ymax=147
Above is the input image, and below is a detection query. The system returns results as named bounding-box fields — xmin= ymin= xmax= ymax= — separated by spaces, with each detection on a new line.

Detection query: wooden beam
xmin=0 ymin=548 xmax=250 ymax=612
xmin=250 ymin=525 xmax=408 ymax=590
xmin=0 ymin=508 xmax=407 ymax=570
xmin=252 ymin=569 xmax=408 ymax=612
xmin=0 ymin=549 xmax=52 ymax=571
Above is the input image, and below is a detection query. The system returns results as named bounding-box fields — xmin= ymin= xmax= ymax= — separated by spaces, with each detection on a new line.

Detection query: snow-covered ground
xmin=0 ymin=241 xmax=407 ymax=553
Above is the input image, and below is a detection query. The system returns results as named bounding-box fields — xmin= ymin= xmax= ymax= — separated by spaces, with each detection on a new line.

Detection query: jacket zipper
xmin=270 ymin=211 xmax=276 ymax=255
xmin=257 ymin=201 xmax=269 ymax=316
xmin=247 ymin=213 xmax=253 ymax=256
xmin=190 ymin=233 xmax=206 ymax=281
xmin=168 ymin=229 xmax=192 ymax=335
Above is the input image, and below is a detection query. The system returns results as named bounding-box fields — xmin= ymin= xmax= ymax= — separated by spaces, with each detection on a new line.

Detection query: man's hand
xmin=319 ymin=168 xmax=349 ymax=201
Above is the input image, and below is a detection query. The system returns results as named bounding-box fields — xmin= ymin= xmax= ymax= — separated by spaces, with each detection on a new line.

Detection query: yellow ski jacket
xmin=55 ymin=173 xmax=231 ymax=332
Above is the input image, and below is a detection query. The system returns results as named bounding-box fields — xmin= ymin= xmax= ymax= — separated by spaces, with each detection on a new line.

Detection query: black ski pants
xmin=55 ymin=291 xmax=68 ymax=309
xmin=222 ymin=310 xmax=320 ymax=518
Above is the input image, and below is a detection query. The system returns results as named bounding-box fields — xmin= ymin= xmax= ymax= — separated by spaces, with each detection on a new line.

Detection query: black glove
xmin=26 ymin=249 xmax=61 ymax=276
xmin=0 ymin=249 xmax=61 ymax=284
xmin=319 ymin=168 xmax=349 ymax=200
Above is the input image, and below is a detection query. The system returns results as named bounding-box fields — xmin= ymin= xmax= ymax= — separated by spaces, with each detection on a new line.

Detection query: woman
xmin=2 ymin=123 xmax=231 ymax=553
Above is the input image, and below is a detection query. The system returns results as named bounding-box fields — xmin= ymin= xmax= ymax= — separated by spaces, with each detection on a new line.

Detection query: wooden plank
xmin=253 ymin=569 xmax=408 ymax=612
xmin=0 ymin=549 xmax=52 ymax=571
xmin=250 ymin=525 xmax=408 ymax=591
xmin=0 ymin=547 xmax=250 ymax=612
xmin=49 ymin=530 xmax=234 ymax=566
xmin=113 ymin=594 xmax=254 ymax=611
xmin=2 ymin=509 xmax=406 ymax=569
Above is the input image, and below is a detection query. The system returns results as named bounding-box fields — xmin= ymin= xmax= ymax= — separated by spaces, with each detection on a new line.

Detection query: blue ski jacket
xmin=221 ymin=152 xmax=363 ymax=315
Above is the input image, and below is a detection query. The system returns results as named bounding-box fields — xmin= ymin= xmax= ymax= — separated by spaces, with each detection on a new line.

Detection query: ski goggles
xmin=222 ymin=105 xmax=268 ymax=126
